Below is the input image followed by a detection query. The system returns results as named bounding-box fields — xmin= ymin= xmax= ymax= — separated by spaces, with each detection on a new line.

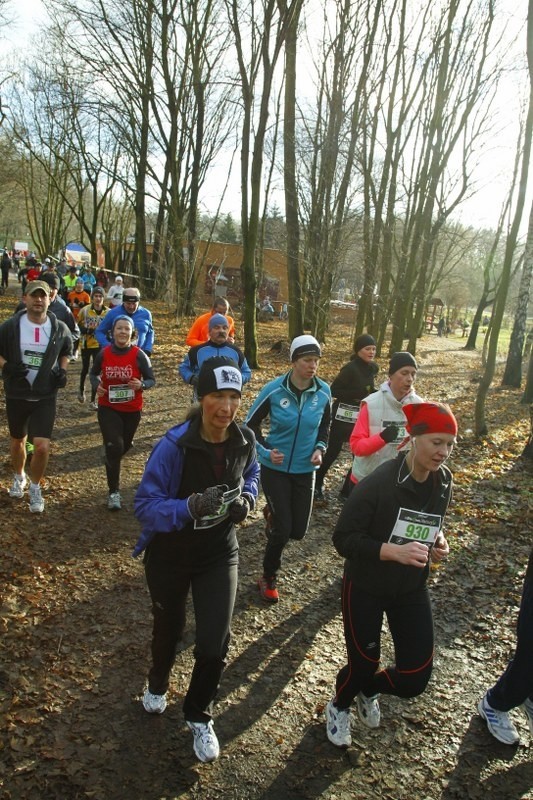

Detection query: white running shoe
xmin=107 ymin=491 xmax=122 ymax=511
xmin=326 ymin=698 xmax=352 ymax=747
xmin=522 ymin=697 xmax=533 ymax=737
xmin=142 ymin=689 xmax=167 ymax=714
xmin=357 ymin=693 xmax=381 ymax=728
xmin=186 ymin=720 xmax=220 ymax=763
xmin=9 ymin=473 xmax=27 ymax=498
xmin=478 ymin=694 xmax=520 ymax=745
xmin=29 ymin=483 xmax=45 ymax=513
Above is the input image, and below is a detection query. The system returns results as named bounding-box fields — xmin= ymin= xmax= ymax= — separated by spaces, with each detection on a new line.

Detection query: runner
xmin=90 ymin=315 xmax=154 ymax=510
xmin=186 ymin=297 xmax=236 ymax=346
xmin=133 ymin=356 xmax=259 ymax=764
xmin=245 ymin=335 xmax=331 ymax=603
xmin=77 ymin=286 xmax=109 ymax=407
xmin=0 ymin=280 xmax=72 ymax=513
xmin=325 ymin=402 xmax=457 ymax=747
xmin=314 ymin=333 xmax=378 ymax=502
xmin=95 ymin=286 xmax=154 ymax=356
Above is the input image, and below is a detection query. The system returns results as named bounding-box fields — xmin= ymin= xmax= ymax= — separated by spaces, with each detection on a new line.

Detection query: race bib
xmin=194 ymin=486 xmax=241 ymax=530
xmin=24 ymin=349 xmax=44 ymax=370
xmin=388 ymin=507 xmax=441 ymax=548
xmin=108 ymin=384 xmax=135 ymax=403
xmin=335 ymin=402 xmax=360 ymax=423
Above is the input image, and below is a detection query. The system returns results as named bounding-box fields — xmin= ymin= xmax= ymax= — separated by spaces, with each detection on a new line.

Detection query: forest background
xmin=0 ymin=0 xmax=532 ymax=435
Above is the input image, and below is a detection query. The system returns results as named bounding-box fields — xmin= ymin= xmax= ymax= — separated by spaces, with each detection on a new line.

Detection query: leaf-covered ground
xmin=1 ymin=294 xmax=532 ymax=800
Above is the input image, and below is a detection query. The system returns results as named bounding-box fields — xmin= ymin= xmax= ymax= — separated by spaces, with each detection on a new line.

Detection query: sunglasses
xmin=123 ymin=296 xmax=140 ymax=302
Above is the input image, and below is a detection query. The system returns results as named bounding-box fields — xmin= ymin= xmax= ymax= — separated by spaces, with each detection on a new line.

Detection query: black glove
xmin=2 ymin=362 xmax=28 ymax=378
xmin=380 ymin=424 xmax=399 ymax=444
xmin=229 ymin=496 xmax=251 ymax=523
xmin=188 ymin=485 xmax=228 ymax=519
xmin=54 ymin=368 xmax=67 ymax=388
xmin=190 ymin=375 xmax=199 ymax=387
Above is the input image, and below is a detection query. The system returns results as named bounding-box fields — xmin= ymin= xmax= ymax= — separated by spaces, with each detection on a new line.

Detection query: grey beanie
xmin=389 ymin=351 xmax=418 ymax=375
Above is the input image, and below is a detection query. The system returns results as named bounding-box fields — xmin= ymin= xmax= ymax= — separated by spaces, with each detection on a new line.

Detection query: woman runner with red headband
xmin=325 ymin=401 xmax=458 ymax=748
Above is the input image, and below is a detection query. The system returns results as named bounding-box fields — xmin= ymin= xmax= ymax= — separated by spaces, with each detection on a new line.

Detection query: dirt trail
xmin=0 ymin=295 xmax=531 ymax=800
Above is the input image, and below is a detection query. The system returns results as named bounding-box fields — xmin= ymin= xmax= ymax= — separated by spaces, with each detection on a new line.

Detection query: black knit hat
xmin=389 ymin=351 xmax=417 ymax=375
xmin=354 ymin=333 xmax=376 ymax=353
xmin=197 ymin=356 xmax=242 ymax=398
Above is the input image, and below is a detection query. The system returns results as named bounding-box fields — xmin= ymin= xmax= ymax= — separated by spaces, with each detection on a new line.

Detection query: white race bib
xmin=388 ymin=507 xmax=441 ymax=548
xmin=108 ymin=384 xmax=135 ymax=403
xmin=335 ymin=402 xmax=360 ymax=423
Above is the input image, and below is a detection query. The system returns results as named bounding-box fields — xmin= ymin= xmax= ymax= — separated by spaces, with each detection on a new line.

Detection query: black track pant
xmin=80 ymin=348 xmax=99 ymax=399
xmin=334 ymin=576 xmax=434 ymax=709
xmin=487 ymin=574 xmax=533 ymax=710
xmin=260 ymin=465 xmax=314 ymax=577
xmin=144 ymin=533 xmax=238 ymax=723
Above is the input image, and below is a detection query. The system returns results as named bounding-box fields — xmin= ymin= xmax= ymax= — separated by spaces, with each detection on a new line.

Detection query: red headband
xmin=403 ymin=402 xmax=458 ymax=437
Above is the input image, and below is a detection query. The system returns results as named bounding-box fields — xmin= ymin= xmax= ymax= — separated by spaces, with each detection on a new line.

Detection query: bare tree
xmin=475 ymin=0 xmax=533 ymax=435
xmin=228 ymin=0 xmax=298 ymax=366
xmin=502 ymin=198 xmax=533 ymax=386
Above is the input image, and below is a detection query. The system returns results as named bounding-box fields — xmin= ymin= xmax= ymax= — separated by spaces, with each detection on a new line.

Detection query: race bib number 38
xmin=388 ymin=508 xmax=442 ymax=548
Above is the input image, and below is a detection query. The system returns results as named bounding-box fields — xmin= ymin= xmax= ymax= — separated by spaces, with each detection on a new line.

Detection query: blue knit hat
xmin=209 ymin=313 xmax=229 ymax=330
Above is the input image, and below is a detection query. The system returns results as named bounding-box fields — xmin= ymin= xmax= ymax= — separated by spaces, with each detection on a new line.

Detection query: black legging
xmin=334 ymin=576 xmax=434 ymax=709
xmin=97 ymin=405 xmax=141 ymax=493
xmin=80 ymin=348 xmax=100 ymax=400
xmin=144 ymin=532 xmax=238 ymax=722
xmin=260 ymin=465 xmax=314 ymax=577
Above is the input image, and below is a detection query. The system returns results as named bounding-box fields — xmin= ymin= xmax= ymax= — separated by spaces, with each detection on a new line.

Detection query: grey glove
xmin=380 ymin=424 xmax=399 ymax=444
xmin=188 ymin=485 xmax=228 ymax=520
xmin=2 ymin=362 xmax=28 ymax=378
xmin=229 ymin=496 xmax=251 ymax=524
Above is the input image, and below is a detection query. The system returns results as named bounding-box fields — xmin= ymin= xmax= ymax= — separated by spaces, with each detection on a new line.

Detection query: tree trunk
xmin=502 ymin=199 xmax=533 ymax=386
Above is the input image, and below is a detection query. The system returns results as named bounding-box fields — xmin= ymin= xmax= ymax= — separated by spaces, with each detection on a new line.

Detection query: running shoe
xmin=357 ymin=693 xmax=381 ymax=728
xmin=8 ymin=473 xmax=27 ymax=498
xmin=186 ymin=720 xmax=220 ymax=763
xmin=477 ymin=694 xmax=520 ymax=745
xmin=522 ymin=697 xmax=533 ymax=736
xmin=77 ymin=391 xmax=85 ymax=403
xmin=325 ymin=698 xmax=351 ymax=747
xmin=108 ymin=492 xmax=122 ymax=511
xmin=142 ymin=689 xmax=167 ymax=714
xmin=29 ymin=483 xmax=45 ymax=513
xmin=90 ymin=400 xmax=99 ymax=410
xmin=258 ymin=575 xmax=279 ymax=603
xmin=25 ymin=441 xmax=34 ymax=457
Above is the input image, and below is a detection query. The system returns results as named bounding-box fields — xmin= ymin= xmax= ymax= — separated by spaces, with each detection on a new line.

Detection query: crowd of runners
xmin=0 ymin=257 xmax=531 ymax=766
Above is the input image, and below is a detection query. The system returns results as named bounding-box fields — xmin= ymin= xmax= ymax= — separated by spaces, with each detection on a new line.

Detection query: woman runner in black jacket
xmin=314 ymin=333 xmax=378 ymax=501
xmin=325 ymin=402 xmax=457 ymax=748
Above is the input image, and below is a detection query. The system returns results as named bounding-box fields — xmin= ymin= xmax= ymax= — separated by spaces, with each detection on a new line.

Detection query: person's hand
xmin=188 ymin=485 xmax=228 ymax=519
xmin=54 ymin=368 xmax=67 ymax=388
xmin=190 ymin=375 xmax=199 ymax=387
xmin=2 ymin=362 xmax=28 ymax=378
xmin=380 ymin=424 xmax=399 ymax=444
xmin=391 ymin=542 xmax=429 ymax=568
xmin=310 ymin=448 xmax=323 ymax=466
xmin=431 ymin=534 xmax=449 ymax=563
xmin=270 ymin=448 xmax=284 ymax=465
xmin=229 ymin=496 xmax=251 ymax=523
